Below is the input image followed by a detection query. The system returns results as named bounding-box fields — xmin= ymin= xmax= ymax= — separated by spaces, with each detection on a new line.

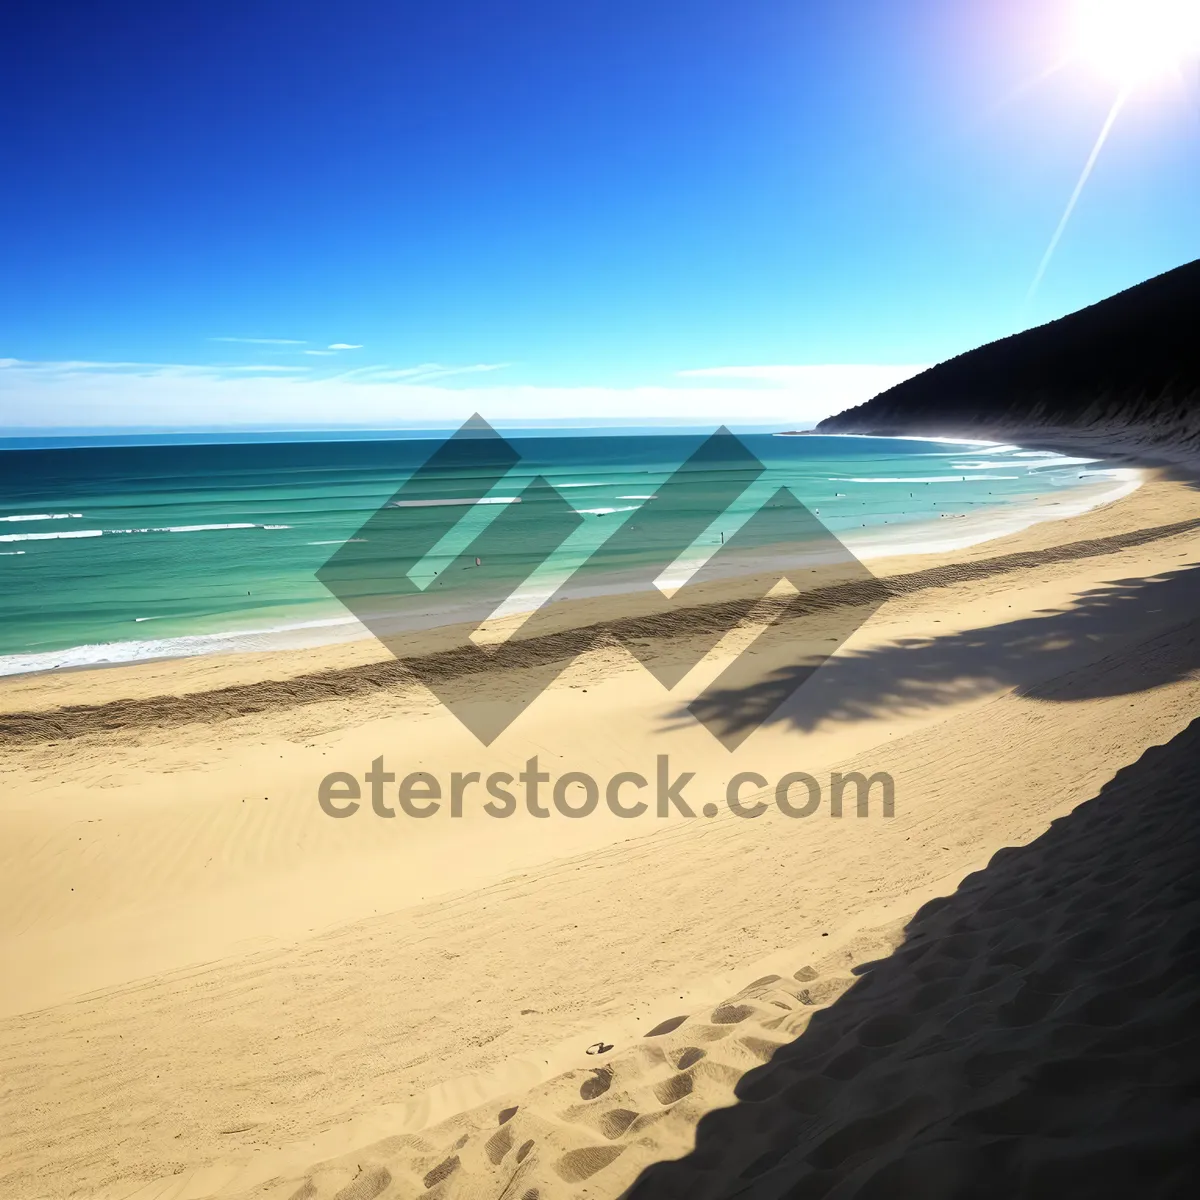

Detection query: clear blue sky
xmin=1 ymin=1 xmax=1197 ymax=426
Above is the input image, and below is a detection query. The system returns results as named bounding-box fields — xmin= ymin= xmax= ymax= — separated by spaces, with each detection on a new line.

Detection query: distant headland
xmin=816 ymin=259 xmax=1199 ymax=466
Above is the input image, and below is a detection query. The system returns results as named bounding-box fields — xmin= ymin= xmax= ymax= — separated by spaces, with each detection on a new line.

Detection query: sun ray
xmin=1026 ymin=85 xmax=1131 ymax=301
xmin=984 ymin=55 xmax=1076 ymax=121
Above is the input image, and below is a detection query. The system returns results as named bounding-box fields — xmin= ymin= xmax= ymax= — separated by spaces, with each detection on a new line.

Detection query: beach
xmin=1 ymin=460 xmax=1198 ymax=1199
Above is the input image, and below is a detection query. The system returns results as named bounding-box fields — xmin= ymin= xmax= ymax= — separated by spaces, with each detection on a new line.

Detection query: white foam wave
xmin=0 ymin=529 xmax=104 ymax=543
xmin=812 ymin=433 xmax=1008 ymax=447
xmin=389 ymin=497 xmax=520 ymax=508
xmin=1024 ymin=456 xmax=1100 ymax=470
xmin=913 ymin=445 xmax=1021 ymax=456
xmin=160 ymin=523 xmax=285 ymax=533
xmin=828 ymin=476 xmax=1020 ymax=484
xmin=949 ymin=462 xmax=1031 ymax=470
xmin=0 ymin=616 xmax=363 ymax=678
xmin=616 ymin=494 xmax=657 ymax=500
xmin=0 ymin=551 xmax=26 ymax=556
xmin=0 ymin=522 xmax=291 ymax=542
xmin=0 ymin=513 xmax=83 ymax=522
xmin=578 ymin=506 xmax=640 ymax=515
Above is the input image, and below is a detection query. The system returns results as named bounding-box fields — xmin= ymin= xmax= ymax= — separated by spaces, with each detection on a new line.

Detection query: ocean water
xmin=0 ymin=429 xmax=1134 ymax=673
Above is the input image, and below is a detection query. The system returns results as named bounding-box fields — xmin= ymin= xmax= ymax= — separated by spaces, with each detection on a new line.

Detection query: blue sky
xmin=1 ymin=0 xmax=1197 ymax=427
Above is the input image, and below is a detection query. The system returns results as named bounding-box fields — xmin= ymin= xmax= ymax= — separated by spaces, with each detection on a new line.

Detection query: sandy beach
xmin=2 ymin=460 xmax=1198 ymax=1199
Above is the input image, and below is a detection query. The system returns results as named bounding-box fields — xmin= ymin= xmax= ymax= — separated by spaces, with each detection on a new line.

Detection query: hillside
xmin=817 ymin=260 xmax=1200 ymax=460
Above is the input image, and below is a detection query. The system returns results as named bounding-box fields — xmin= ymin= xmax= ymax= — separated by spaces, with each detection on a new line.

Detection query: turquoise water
xmin=0 ymin=429 xmax=1125 ymax=671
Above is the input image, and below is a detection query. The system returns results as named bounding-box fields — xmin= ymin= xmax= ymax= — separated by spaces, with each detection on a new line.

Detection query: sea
xmin=0 ymin=427 xmax=1138 ymax=675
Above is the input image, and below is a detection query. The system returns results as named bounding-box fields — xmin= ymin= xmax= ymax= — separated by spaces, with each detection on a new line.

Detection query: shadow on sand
xmin=674 ymin=565 xmax=1200 ymax=746
xmin=626 ymin=716 xmax=1200 ymax=1199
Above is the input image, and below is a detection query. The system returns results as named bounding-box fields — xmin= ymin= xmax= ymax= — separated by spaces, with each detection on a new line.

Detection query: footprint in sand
xmin=485 ymin=1124 xmax=513 ymax=1165
xmin=738 ymin=974 xmax=783 ymax=995
xmin=421 ymin=1155 xmax=459 ymax=1189
xmin=580 ymin=1066 xmax=613 ymax=1099
xmin=331 ymin=1165 xmax=392 ymax=1200
xmin=554 ymin=1144 xmax=625 ymax=1182
xmin=654 ymin=1071 xmax=695 ymax=1104
xmin=710 ymin=1002 xmax=756 ymax=1024
xmin=599 ymin=1107 xmax=640 ymax=1139
xmin=643 ymin=1014 xmax=688 ymax=1037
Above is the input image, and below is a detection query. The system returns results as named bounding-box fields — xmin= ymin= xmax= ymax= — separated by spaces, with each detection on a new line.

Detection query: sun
xmin=1075 ymin=0 xmax=1200 ymax=83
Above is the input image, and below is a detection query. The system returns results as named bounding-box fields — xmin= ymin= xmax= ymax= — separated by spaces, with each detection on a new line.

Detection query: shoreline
xmin=813 ymin=419 xmax=1200 ymax=474
xmin=0 ymin=466 xmax=1177 ymax=737
xmin=0 ymin=446 xmax=1141 ymax=681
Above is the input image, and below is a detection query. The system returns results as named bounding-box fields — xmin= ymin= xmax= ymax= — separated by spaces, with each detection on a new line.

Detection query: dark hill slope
xmin=818 ymin=260 xmax=1200 ymax=459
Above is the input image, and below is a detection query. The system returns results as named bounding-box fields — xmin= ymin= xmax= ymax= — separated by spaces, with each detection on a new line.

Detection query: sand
xmin=1 ymin=464 xmax=1198 ymax=1199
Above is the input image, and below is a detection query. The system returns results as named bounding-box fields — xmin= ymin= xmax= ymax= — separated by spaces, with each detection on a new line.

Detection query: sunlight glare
xmin=1076 ymin=0 xmax=1200 ymax=83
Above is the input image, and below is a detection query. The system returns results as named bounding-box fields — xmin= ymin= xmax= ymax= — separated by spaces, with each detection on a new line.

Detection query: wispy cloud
xmin=327 ymin=343 xmax=363 ymax=350
xmin=678 ymin=364 xmax=928 ymax=386
xmin=229 ymin=364 xmax=310 ymax=372
xmin=677 ymin=363 xmax=928 ymax=411
xmin=209 ymin=336 xmax=307 ymax=345
xmin=0 ymin=358 xmax=310 ymax=377
xmin=304 ymin=349 xmax=337 ymax=356
xmin=2 ymin=359 xmax=168 ymax=372
xmin=0 ymin=357 xmax=906 ymax=429
xmin=334 ymin=362 xmax=510 ymax=384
